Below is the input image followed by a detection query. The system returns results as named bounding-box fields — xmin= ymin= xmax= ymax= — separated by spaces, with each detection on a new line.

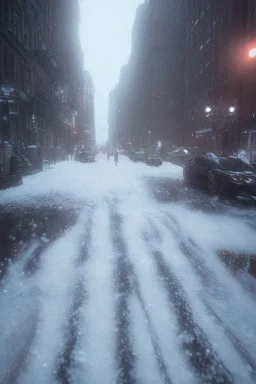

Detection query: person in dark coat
xmin=114 ymin=150 xmax=118 ymax=166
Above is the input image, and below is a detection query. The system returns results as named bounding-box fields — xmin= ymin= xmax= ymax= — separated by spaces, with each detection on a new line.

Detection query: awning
xmin=196 ymin=128 xmax=212 ymax=135
xmin=196 ymin=128 xmax=212 ymax=138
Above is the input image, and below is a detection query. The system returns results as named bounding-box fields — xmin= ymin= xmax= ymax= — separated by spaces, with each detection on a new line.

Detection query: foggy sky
xmin=80 ymin=0 xmax=143 ymax=144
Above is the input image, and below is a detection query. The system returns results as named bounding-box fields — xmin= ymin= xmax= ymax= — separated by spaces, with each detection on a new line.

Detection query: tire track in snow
xmin=161 ymin=216 xmax=218 ymax=291
xmin=165 ymin=214 xmax=256 ymax=297
xmin=1 ymin=208 xmax=79 ymax=383
xmin=23 ymin=240 xmax=49 ymax=277
xmin=55 ymin=275 xmax=86 ymax=384
xmin=202 ymin=298 xmax=256 ymax=381
xmin=75 ymin=202 xmax=117 ymax=384
xmin=109 ymin=202 xmax=136 ymax=384
xmin=19 ymin=216 xmax=87 ymax=384
xmin=75 ymin=207 xmax=94 ymax=266
xmin=0 ymin=287 xmax=40 ymax=384
xmin=54 ymin=208 xmax=94 ymax=384
xmin=129 ymin=295 xmax=167 ymax=384
xmin=162 ymin=214 xmax=256 ymax=378
xmin=143 ymin=226 xmax=233 ymax=384
xmin=132 ymin=275 xmax=172 ymax=384
xmin=109 ymin=201 xmax=173 ymax=384
xmin=0 ymin=241 xmax=43 ymax=384
xmin=0 ymin=204 xmax=77 ymax=281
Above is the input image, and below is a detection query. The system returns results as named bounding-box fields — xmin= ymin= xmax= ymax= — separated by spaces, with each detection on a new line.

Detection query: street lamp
xmin=229 ymin=106 xmax=235 ymax=113
xmin=249 ymin=47 xmax=256 ymax=59
xmin=205 ymin=106 xmax=212 ymax=113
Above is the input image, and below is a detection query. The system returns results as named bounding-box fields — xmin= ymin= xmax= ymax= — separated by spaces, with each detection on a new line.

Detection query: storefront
xmin=240 ymin=129 xmax=256 ymax=163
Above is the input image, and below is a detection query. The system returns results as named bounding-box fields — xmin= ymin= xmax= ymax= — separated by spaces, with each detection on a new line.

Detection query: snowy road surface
xmin=0 ymin=155 xmax=256 ymax=384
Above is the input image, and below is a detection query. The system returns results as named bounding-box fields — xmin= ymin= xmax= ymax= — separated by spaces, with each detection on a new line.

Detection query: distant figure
xmin=114 ymin=150 xmax=118 ymax=166
xmin=107 ymin=151 xmax=110 ymax=161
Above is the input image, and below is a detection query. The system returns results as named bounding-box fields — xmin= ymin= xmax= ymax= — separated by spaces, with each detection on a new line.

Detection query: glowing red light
xmin=249 ymin=47 xmax=256 ymax=58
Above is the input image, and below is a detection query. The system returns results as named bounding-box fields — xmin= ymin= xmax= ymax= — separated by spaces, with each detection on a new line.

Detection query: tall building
xmin=109 ymin=0 xmax=250 ymax=154
xmin=242 ymin=0 xmax=256 ymax=153
xmin=77 ymin=70 xmax=95 ymax=149
xmin=0 ymin=0 xmax=86 ymax=165
xmin=108 ymin=84 xmax=121 ymax=146
xmin=184 ymin=0 xmax=248 ymax=152
xmin=54 ymin=0 xmax=85 ymax=153
xmin=0 ymin=0 xmax=35 ymax=152
xmin=108 ymin=2 xmax=151 ymax=148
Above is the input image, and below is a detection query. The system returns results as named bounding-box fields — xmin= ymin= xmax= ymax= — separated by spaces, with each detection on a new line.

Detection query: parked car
xmin=78 ymin=150 xmax=96 ymax=163
xmin=251 ymin=162 xmax=256 ymax=173
xmin=130 ymin=150 xmax=146 ymax=162
xmin=166 ymin=148 xmax=190 ymax=165
xmin=183 ymin=154 xmax=256 ymax=201
xmin=145 ymin=157 xmax=163 ymax=167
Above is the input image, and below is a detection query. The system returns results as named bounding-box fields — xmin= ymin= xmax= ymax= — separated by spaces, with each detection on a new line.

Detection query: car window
xmin=218 ymin=158 xmax=252 ymax=172
xmin=194 ymin=156 xmax=208 ymax=167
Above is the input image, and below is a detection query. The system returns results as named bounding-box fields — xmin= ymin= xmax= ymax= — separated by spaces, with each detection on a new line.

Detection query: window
xmin=3 ymin=45 xmax=8 ymax=78
xmin=25 ymin=67 xmax=31 ymax=93
xmin=10 ymin=53 xmax=15 ymax=79
xmin=24 ymin=17 xmax=29 ymax=48
xmin=12 ymin=4 xmax=21 ymax=40
xmin=20 ymin=62 xmax=24 ymax=90
xmin=13 ymin=11 xmax=18 ymax=37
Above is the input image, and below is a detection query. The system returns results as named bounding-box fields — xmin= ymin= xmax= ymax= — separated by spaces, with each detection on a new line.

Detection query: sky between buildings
xmin=80 ymin=0 xmax=143 ymax=144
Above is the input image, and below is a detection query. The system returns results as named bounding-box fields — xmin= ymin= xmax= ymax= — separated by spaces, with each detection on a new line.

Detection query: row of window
xmin=0 ymin=1 xmax=30 ymax=49
xmin=0 ymin=0 xmax=59 ymax=53
xmin=1 ymin=42 xmax=30 ymax=92
xmin=35 ymin=75 xmax=51 ymax=102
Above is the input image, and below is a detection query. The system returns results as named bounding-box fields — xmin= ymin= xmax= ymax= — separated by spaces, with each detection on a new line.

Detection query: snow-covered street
xmin=0 ymin=155 xmax=256 ymax=384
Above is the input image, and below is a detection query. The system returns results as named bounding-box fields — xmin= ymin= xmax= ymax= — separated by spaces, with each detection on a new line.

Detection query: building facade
xmin=108 ymin=2 xmax=152 ymax=149
xmin=109 ymin=0 xmax=251 ymax=154
xmin=0 ymin=0 xmax=86 ymax=165
xmin=82 ymin=70 xmax=95 ymax=148
xmin=241 ymin=0 xmax=256 ymax=158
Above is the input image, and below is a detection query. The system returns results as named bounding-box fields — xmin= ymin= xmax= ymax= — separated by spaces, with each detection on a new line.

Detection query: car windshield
xmin=217 ymin=158 xmax=253 ymax=172
xmin=206 ymin=152 xmax=219 ymax=159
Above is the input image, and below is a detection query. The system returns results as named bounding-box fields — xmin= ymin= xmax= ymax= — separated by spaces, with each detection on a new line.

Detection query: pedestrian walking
xmin=114 ymin=150 xmax=118 ymax=166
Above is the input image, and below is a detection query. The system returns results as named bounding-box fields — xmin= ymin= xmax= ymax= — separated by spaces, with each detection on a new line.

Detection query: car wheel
xmin=208 ymin=172 xmax=218 ymax=195
xmin=219 ymin=182 xmax=230 ymax=199
xmin=183 ymin=168 xmax=191 ymax=183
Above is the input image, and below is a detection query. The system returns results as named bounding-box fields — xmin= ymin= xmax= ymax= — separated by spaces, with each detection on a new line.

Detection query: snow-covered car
xmin=183 ymin=154 xmax=256 ymax=201
xmin=166 ymin=148 xmax=190 ymax=165
xmin=251 ymin=162 xmax=256 ymax=173
xmin=78 ymin=151 xmax=96 ymax=163
xmin=129 ymin=150 xmax=146 ymax=162
xmin=145 ymin=157 xmax=163 ymax=167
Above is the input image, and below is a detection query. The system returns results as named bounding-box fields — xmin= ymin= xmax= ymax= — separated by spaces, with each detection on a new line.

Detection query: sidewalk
xmin=0 ymin=172 xmax=22 ymax=190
